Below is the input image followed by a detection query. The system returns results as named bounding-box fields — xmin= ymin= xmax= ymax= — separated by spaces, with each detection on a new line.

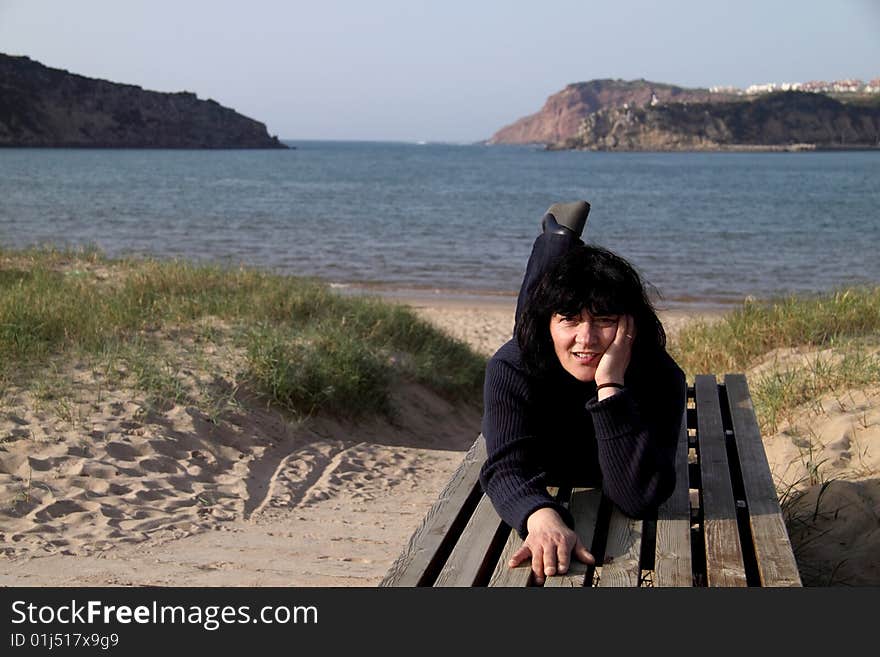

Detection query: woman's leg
xmin=513 ymin=203 xmax=589 ymax=334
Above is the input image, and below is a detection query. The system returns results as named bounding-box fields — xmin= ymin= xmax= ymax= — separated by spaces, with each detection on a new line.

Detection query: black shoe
xmin=542 ymin=200 xmax=590 ymax=239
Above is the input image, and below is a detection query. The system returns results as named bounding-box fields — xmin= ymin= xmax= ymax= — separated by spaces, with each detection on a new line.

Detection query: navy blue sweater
xmin=479 ymin=338 xmax=685 ymax=537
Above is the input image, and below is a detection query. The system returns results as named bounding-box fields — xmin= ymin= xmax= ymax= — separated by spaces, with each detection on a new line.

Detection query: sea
xmin=1 ymin=141 xmax=878 ymax=311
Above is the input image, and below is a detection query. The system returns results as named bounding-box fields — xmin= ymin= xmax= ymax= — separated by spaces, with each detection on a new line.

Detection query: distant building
xmin=709 ymin=85 xmax=741 ymax=94
xmin=714 ymin=77 xmax=879 ymax=96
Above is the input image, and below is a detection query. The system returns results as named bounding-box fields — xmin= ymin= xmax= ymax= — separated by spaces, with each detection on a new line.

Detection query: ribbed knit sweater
xmin=479 ymin=339 xmax=685 ymax=537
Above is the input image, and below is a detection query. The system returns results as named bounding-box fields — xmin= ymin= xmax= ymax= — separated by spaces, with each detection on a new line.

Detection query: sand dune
xmin=1 ymin=297 xmax=877 ymax=586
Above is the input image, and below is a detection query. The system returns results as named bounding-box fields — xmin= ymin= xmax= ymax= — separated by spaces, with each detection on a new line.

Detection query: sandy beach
xmin=1 ymin=293 xmax=877 ymax=586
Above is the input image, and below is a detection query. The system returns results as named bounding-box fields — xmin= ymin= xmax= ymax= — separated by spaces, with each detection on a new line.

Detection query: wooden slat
xmin=380 ymin=436 xmax=486 ymax=586
xmin=655 ymin=376 xmax=693 ymax=586
xmin=597 ymin=508 xmax=643 ymax=587
xmin=434 ymin=492 xmax=505 ymax=586
xmin=724 ymin=374 xmax=802 ymax=587
xmin=695 ymin=375 xmax=747 ymax=587
xmin=488 ymin=530 xmax=532 ymax=586
xmin=489 ymin=487 xmax=559 ymax=587
xmin=544 ymin=488 xmax=602 ymax=587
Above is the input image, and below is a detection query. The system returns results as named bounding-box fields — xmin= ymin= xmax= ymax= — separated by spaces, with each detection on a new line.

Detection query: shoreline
xmin=3 ymin=243 xmax=841 ymax=318
xmin=332 ymin=283 xmax=733 ymax=357
xmin=331 ymin=281 xmax=740 ymax=314
xmin=376 ymin=290 xmax=729 ymax=359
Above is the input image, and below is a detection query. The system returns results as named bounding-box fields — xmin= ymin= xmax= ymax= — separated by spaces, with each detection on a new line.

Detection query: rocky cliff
xmin=559 ymin=91 xmax=880 ymax=151
xmin=488 ymin=79 xmax=735 ymax=145
xmin=0 ymin=54 xmax=287 ymax=148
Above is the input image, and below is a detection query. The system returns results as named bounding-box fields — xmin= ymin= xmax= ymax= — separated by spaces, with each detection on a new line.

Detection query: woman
xmin=479 ymin=201 xmax=685 ymax=585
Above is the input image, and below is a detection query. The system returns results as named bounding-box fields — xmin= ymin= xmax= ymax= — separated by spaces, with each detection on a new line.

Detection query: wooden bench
xmin=381 ymin=373 xmax=802 ymax=587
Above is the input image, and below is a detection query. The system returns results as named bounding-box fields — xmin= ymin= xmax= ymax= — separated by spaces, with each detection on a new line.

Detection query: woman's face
xmin=549 ymin=309 xmax=619 ymax=382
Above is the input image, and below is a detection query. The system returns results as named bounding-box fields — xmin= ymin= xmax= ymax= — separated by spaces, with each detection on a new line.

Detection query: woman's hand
xmin=509 ymin=507 xmax=595 ymax=585
xmin=594 ymin=314 xmax=636 ymax=392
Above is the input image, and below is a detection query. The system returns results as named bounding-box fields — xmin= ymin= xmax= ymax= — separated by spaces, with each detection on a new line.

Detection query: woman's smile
xmin=571 ymin=350 xmax=602 ymax=365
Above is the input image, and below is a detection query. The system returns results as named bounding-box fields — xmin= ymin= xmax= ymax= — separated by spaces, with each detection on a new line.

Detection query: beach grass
xmin=4 ymin=244 xmax=877 ymax=432
xmin=668 ymin=286 xmax=880 ymax=433
xmin=669 ymin=286 xmax=880 ymax=374
xmin=0 ymin=246 xmax=486 ymax=418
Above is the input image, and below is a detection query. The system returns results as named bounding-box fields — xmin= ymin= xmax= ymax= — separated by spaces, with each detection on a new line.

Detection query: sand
xmin=0 ymin=295 xmax=877 ymax=586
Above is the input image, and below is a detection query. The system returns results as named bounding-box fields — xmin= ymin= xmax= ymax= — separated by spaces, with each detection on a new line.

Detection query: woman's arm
xmin=587 ymin=350 xmax=685 ymax=517
xmin=479 ymin=351 xmax=595 ymax=583
xmin=478 ymin=352 xmax=573 ymax=537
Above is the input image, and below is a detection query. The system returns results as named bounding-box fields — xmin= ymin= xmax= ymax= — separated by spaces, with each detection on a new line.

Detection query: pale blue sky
xmin=1 ymin=0 xmax=878 ymax=142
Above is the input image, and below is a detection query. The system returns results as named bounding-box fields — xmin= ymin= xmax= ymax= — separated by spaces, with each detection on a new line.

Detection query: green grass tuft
xmin=669 ymin=286 xmax=880 ymax=376
xmin=0 ymin=248 xmax=486 ymax=418
xmin=246 ymin=326 xmax=393 ymax=418
xmin=669 ymin=285 xmax=880 ymax=434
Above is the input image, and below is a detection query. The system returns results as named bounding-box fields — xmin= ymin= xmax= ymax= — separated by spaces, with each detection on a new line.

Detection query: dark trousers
xmin=513 ymin=223 xmax=583 ymax=336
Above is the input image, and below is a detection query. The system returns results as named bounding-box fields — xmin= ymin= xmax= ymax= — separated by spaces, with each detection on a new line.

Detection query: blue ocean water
xmin=1 ymin=141 xmax=878 ymax=310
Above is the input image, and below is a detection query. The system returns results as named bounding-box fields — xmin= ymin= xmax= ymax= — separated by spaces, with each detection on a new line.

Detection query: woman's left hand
xmin=595 ymin=314 xmax=636 ymax=388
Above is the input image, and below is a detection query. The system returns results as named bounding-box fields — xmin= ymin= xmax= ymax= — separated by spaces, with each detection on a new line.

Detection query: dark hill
xmin=0 ymin=54 xmax=287 ymax=148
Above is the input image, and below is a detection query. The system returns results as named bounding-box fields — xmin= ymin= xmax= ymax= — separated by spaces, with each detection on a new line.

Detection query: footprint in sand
xmin=81 ymin=463 xmax=117 ymax=478
xmin=34 ymin=500 xmax=91 ymax=522
xmin=99 ymin=505 xmax=125 ymax=519
xmin=138 ymin=456 xmax=182 ymax=474
xmin=0 ymin=452 xmax=30 ymax=476
xmin=135 ymin=488 xmax=171 ymax=502
xmin=105 ymin=442 xmax=142 ymax=461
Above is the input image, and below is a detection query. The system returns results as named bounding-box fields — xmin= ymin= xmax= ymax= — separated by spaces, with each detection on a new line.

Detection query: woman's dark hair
xmin=516 ymin=244 xmax=666 ymax=378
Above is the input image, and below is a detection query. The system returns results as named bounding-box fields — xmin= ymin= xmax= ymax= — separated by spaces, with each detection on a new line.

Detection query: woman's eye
xmin=595 ymin=318 xmax=617 ymax=328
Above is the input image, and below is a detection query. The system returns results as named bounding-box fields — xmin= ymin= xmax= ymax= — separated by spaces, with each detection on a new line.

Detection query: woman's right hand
xmin=594 ymin=314 xmax=636 ymax=390
xmin=509 ymin=507 xmax=595 ymax=585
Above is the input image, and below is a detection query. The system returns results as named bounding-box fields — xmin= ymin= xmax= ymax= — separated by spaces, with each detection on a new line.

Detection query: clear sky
xmin=1 ymin=0 xmax=878 ymax=142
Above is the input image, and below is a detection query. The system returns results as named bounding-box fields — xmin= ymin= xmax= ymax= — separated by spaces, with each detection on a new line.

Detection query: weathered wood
xmin=597 ymin=508 xmax=643 ymax=587
xmin=725 ymin=374 xmax=802 ymax=587
xmin=434 ymin=492 xmax=505 ymax=587
xmin=488 ymin=530 xmax=532 ymax=586
xmin=379 ymin=436 xmax=486 ymax=586
xmin=695 ymin=375 xmax=747 ymax=587
xmin=544 ymin=488 xmax=602 ymax=588
xmin=655 ymin=376 xmax=694 ymax=587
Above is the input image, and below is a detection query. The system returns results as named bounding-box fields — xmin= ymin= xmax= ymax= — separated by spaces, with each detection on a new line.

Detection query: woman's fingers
xmin=616 ymin=314 xmax=628 ymax=343
xmin=574 ymin=540 xmax=596 ymax=565
xmin=528 ymin=539 xmax=596 ymax=584
xmin=615 ymin=314 xmax=635 ymax=346
xmin=556 ymin=543 xmax=570 ymax=575
xmin=530 ymin=545 xmax=548 ymax=584
xmin=517 ymin=509 xmax=586 ymax=583
xmin=542 ymin=547 xmax=559 ymax=578
xmin=509 ymin=543 xmax=552 ymax=584
xmin=509 ymin=544 xmax=531 ymax=568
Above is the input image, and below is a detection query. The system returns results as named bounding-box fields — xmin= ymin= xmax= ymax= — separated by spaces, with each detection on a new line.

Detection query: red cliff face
xmin=488 ymin=79 xmax=726 ymax=145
